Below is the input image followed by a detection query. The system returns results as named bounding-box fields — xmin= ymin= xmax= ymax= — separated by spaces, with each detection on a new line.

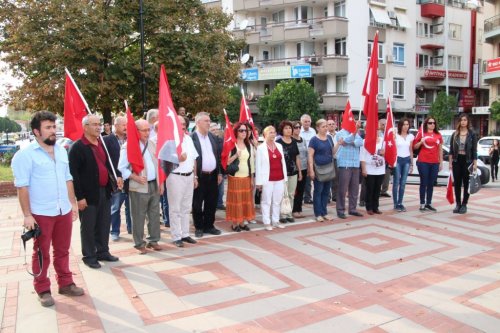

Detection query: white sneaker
xmin=248 ymin=220 xmax=257 ymax=224
xmin=273 ymin=223 xmax=285 ymax=229
xmin=323 ymin=215 xmax=334 ymax=221
xmin=316 ymin=216 xmax=324 ymax=222
xmin=265 ymin=226 xmax=273 ymax=231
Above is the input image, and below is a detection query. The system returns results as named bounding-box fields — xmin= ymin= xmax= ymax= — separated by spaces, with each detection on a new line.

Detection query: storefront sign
xmin=241 ymin=68 xmax=258 ymax=81
xmin=459 ymin=88 xmax=475 ymax=108
xmin=486 ymin=58 xmax=500 ymax=73
xmin=422 ymin=69 xmax=467 ymax=80
xmin=241 ymin=64 xmax=312 ymax=81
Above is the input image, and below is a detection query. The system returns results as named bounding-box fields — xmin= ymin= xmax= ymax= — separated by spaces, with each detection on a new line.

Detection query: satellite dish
xmin=239 ymin=19 xmax=249 ymax=30
xmin=241 ymin=53 xmax=250 ymax=64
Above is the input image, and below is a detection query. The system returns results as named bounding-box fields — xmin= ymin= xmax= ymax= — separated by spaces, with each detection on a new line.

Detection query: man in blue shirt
xmin=12 ymin=111 xmax=84 ymax=307
xmin=334 ymin=120 xmax=364 ymax=219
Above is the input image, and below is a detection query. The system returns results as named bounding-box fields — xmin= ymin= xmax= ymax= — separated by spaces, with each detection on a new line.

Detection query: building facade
xmin=483 ymin=0 xmax=500 ymax=134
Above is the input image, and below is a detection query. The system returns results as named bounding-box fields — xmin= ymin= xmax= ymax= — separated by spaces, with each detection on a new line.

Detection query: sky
xmin=0 ymin=59 xmax=21 ymax=117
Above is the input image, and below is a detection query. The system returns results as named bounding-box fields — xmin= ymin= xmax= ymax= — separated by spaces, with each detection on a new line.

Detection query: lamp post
xmin=139 ymin=0 xmax=147 ymax=115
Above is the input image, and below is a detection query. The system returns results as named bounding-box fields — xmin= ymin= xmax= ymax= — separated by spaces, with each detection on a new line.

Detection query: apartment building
xmin=483 ymin=0 xmax=500 ymax=134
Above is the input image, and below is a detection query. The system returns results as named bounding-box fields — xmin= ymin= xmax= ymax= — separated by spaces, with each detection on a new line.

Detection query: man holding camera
xmin=12 ymin=111 xmax=84 ymax=307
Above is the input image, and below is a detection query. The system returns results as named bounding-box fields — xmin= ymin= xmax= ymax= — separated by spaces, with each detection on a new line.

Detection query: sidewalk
xmin=1 ymin=182 xmax=499 ymax=333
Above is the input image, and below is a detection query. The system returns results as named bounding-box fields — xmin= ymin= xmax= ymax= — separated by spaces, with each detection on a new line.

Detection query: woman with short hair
xmin=292 ymin=121 xmax=308 ymax=218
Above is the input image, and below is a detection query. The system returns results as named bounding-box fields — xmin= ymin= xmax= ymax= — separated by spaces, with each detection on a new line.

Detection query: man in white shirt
xmin=300 ymin=114 xmax=316 ymax=204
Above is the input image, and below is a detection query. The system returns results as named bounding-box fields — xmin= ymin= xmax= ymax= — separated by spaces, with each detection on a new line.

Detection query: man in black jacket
xmin=191 ymin=112 xmax=223 ymax=238
xmin=69 ymin=114 xmax=119 ymax=269
xmin=103 ymin=116 xmax=131 ymax=241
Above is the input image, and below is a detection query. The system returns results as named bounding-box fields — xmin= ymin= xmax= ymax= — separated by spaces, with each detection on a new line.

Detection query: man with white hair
xmin=300 ymin=114 xmax=316 ymax=204
xmin=146 ymin=108 xmax=159 ymax=142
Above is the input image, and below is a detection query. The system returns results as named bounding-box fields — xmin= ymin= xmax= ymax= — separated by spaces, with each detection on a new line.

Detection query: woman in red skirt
xmin=226 ymin=122 xmax=255 ymax=231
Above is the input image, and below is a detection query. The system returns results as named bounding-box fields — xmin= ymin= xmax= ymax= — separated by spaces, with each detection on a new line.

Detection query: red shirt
xmin=268 ymin=147 xmax=284 ymax=181
xmin=81 ymin=135 xmax=109 ymax=186
xmin=414 ymin=131 xmax=443 ymax=164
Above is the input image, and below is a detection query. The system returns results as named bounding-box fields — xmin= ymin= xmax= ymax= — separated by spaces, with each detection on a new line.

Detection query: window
xmin=378 ymin=79 xmax=385 ymax=98
xmin=336 ymin=75 xmax=347 ymax=93
xmin=323 ymin=42 xmax=328 ymax=55
xmin=335 ymin=37 xmax=347 ymax=56
xmin=262 ymin=50 xmax=269 ymax=61
xmin=368 ymin=41 xmax=384 ymax=63
xmin=417 ymin=54 xmax=431 ymax=68
xmin=417 ymin=22 xmax=430 ymax=37
xmin=392 ymin=43 xmax=405 ymax=65
xmin=272 ymin=10 xmax=285 ymax=23
xmin=448 ymin=55 xmax=462 ymax=70
xmin=272 ymin=45 xmax=284 ymax=59
xmin=393 ymin=79 xmax=404 ymax=99
xmin=449 ymin=24 xmax=462 ymax=40
xmin=294 ymin=6 xmax=312 ymax=24
xmin=324 ymin=7 xmax=328 ymax=18
xmin=334 ymin=0 xmax=346 ymax=17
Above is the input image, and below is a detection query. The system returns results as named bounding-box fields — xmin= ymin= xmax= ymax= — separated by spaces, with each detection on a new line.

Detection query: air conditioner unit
xmin=386 ymin=55 xmax=395 ymax=63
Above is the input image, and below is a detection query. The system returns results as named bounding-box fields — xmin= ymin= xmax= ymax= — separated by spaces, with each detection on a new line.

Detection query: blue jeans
xmin=392 ymin=156 xmax=411 ymax=208
xmin=110 ymin=191 xmax=131 ymax=236
xmin=160 ymin=185 xmax=169 ymax=226
xmin=416 ymin=161 xmax=439 ymax=205
xmin=313 ymin=179 xmax=331 ymax=217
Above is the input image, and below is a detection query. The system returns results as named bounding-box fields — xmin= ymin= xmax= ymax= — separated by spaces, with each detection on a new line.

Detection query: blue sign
xmin=291 ymin=64 xmax=312 ymax=78
xmin=241 ymin=68 xmax=259 ymax=81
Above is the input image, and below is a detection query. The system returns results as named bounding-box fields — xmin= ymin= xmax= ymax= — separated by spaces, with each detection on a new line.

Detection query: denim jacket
xmin=449 ymin=130 xmax=477 ymax=164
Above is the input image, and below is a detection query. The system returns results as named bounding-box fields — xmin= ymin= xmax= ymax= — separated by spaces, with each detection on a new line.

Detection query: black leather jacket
xmin=449 ymin=130 xmax=477 ymax=164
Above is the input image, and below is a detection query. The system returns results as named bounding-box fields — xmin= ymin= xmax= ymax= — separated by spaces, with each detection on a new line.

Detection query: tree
xmin=257 ymin=79 xmax=321 ymax=126
xmin=429 ymin=92 xmax=457 ymax=129
xmin=490 ymin=100 xmax=500 ymax=122
xmin=217 ymin=86 xmax=241 ymax=125
xmin=0 ymin=117 xmax=22 ymax=133
xmin=0 ymin=0 xmax=244 ymax=121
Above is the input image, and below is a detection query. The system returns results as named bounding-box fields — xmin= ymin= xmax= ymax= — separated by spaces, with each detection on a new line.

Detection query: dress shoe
xmin=459 ymin=204 xmax=467 ymax=214
xmin=380 ymin=192 xmax=391 ymax=198
xmin=173 ymin=240 xmax=184 ymax=247
xmin=293 ymin=212 xmax=304 ymax=218
xmin=453 ymin=205 xmax=461 ymax=213
xmin=231 ymin=225 xmax=241 ymax=232
xmin=136 ymin=247 xmax=147 ymax=255
xmin=304 ymin=200 xmax=313 ymax=204
xmin=239 ymin=224 xmax=250 ymax=231
xmin=146 ymin=243 xmax=162 ymax=251
xmin=59 ymin=283 xmax=84 ymax=296
xmin=337 ymin=213 xmax=347 ymax=219
xmin=164 ymin=222 xmax=170 ymax=228
xmin=181 ymin=237 xmax=197 ymax=244
xmin=84 ymin=261 xmax=101 ymax=269
xmin=286 ymin=217 xmax=295 ymax=223
xmin=97 ymin=254 xmax=119 ymax=262
xmin=279 ymin=218 xmax=287 ymax=223
xmin=195 ymin=229 xmax=204 ymax=238
xmin=349 ymin=211 xmax=363 ymax=217
xmin=38 ymin=292 xmax=55 ymax=307
xmin=425 ymin=204 xmax=437 ymax=212
xmin=206 ymin=228 xmax=221 ymax=235
xmin=367 ymin=210 xmax=374 ymax=215
xmin=373 ymin=209 xmax=382 ymax=214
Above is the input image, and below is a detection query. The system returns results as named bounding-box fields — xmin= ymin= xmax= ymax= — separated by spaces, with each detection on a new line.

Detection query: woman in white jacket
xmin=255 ymin=126 xmax=288 ymax=231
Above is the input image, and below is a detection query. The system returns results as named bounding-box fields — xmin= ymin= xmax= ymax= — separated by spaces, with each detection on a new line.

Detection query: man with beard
xmin=69 ymin=114 xmax=119 ymax=268
xmin=12 ymin=111 xmax=84 ymax=307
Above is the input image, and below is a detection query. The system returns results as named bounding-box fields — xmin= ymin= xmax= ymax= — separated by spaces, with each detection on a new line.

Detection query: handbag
xmin=280 ymin=185 xmax=292 ymax=216
xmin=226 ymin=157 xmax=239 ymax=176
xmin=469 ymin=172 xmax=481 ymax=195
xmin=314 ymin=162 xmax=335 ymax=182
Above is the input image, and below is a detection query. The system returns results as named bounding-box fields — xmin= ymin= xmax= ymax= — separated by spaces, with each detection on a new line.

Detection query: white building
xmin=483 ymin=0 xmax=500 ymax=134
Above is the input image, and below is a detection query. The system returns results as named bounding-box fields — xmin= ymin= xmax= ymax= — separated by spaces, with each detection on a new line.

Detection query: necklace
xmin=267 ymin=143 xmax=277 ymax=158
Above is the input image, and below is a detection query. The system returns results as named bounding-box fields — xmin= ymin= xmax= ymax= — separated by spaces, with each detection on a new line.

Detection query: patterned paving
xmin=1 ymin=184 xmax=499 ymax=332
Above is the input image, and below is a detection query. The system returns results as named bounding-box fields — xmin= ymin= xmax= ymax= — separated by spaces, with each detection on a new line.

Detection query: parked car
xmin=56 ymin=137 xmax=74 ymax=151
xmin=477 ymin=136 xmax=500 ymax=164
xmin=407 ymin=145 xmax=490 ymax=186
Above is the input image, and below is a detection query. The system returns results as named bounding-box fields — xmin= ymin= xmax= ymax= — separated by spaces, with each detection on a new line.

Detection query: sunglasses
xmin=427 ymin=122 xmax=435 ymax=125
xmin=238 ymin=129 xmax=247 ymax=132
xmin=293 ymin=126 xmax=301 ymax=129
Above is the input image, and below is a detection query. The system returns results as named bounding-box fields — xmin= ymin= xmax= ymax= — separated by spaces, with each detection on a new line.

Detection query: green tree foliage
xmin=490 ymin=100 xmax=500 ymax=122
xmin=0 ymin=117 xmax=22 ymax=133
xmin=257 ymin=80 xmax=321 ymax=126
xmin=429 ymin=92 xmax=457 ymax=129
xmin=218 ymin=86 xmax=241 ymax=125
xmin=0 ymin=0 xmax=244 ymax=121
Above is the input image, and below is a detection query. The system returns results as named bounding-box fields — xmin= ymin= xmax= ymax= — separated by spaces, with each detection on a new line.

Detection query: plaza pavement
xmin=1 ymin=181 xmax=499 ymax=333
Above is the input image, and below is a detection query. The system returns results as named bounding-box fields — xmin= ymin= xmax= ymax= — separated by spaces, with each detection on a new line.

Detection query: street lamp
xmin=139 ymin=0 xmax=147 ymax=115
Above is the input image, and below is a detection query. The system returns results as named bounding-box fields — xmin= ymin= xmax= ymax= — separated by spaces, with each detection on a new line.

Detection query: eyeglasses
xmin=293 ymin=126 xmax=301 ymax=129
xmin=238 ymin=129 xmax=247 ymax=133
xmin=138 ymin=128 xmax=151 ymax=132
xmin=427 ymin=122 xmax=435 ymax=125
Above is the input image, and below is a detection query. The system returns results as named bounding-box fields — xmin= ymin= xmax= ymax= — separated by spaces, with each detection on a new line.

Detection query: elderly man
xmin=12 ymin=111 xmax=84 ymax=307
xmin=160 ymin=116 xmax=199 ymax=247
xmin=118 ymin=119 xmax=162 ymax=254
xmin=300 ymin=114 xmax=316 ymax=204
xmin=191 ymin=112 xmax=223 ymax=237
xmin=103 ymin=116 xmax=131 ymax=241
xmin=146 ymin=108 xmax=159 ymax=142
xmin=69 ymin=114 xmax=119 ymax=269
xmin=334 ymin=120 xmax=364 ymax=219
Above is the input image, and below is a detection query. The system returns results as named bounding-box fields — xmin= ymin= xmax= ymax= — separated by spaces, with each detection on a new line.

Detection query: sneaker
xmin=425 ymin=204 xmax=437 ymax=212
xmin=173 ymin=240 xmax=184 ymax=248
xmin=248 ymin=220 xmax=257 ymax=224
xmin=453 ymin=205 xmax=461 ymax=214
xmin=38 ymin=292 xmax=55 ymax=307
xmin=459 ymin=204 xmax=467 ymax=214
xmin=286 ymin=217 xmax=295 ymax=223
xmin=110 ymin=234 xmax=119 ymax=242
xmin=316 ymin=216 xmax=324 ymax=222
xmin=265 ymin=226 xmax=273 ymax=231
xmin=273 ymin=223 xmax=285 ymax=229
xmin=323 ymin=214 xmax=334 ymax=221
xmin=380 ymin=192 xmax=391 ymax=198
xmin=59 ymin=283 xmax=84 ymax=296
xmin=419 ymin=205 xmax=427 ymax=212
xmin=279 ymin=218 xmax=287 ymax=223
xmin=399 ymin=205 xmax=407 ymax=212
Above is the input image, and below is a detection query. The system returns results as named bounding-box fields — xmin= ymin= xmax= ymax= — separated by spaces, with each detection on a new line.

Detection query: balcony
xmin=483 ymin=57 xmax=500 ymax=84
xmin=420 ymin=2 xmax=445 ymax=19
xmin=321 ymin=56 xmax=348 ymax=74
xmin=321 ymin=93 xmax=349 ymax=110
xmin=233 ymin=0 xmax=260 ymax=11
xmin=484 ymin=14 xmax=500 ymax=43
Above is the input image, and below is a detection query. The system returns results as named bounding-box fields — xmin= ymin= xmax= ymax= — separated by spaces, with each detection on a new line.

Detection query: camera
xmin=21 ymin=224 xmax=41 ymax=242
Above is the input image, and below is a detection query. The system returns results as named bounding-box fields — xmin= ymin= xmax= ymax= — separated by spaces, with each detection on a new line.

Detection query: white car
xmin=477 ymin=136 xmax=500 ymax=164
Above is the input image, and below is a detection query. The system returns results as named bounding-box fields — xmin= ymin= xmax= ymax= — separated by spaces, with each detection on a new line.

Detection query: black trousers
xmin=452 ymin=155 xmax=470 ymax=205
xmin=365 ymin=174 xmax=384 ymax=212
xmin=491 ymin=156 xmax=499 ymax=180
xmin=192 ymin=172 xmax=219 ymax=231
xmin=293 ymin=169 xmax=307 ymax=213
xmin=79 ymin=187 xmax=111 ymax=264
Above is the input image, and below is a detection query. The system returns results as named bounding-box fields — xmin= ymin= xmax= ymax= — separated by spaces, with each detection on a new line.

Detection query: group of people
xmin=12 ymin=109 xmax=479 ymax=307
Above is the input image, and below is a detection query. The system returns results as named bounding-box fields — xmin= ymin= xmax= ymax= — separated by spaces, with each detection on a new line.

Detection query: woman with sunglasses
xmin=291 ymin=121 xmax=308 ymax=218
xmin=225 ymin=122 xmax=255 ymax=232
xmin=413 ymin=117 xmax=443 ymax=212
xmin=449 ymin=113 xmax=477 ymax=214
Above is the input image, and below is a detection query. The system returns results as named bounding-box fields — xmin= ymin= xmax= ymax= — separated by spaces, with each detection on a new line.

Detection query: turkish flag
xmin=238 ymin=91 xmax=258 ymax=139
xmin=362 ymin=32 xmax=380 ymax=155
xmin=341 ymin=100 xmax=356 ymax=134
xmin=221 ymin=109 xmax=236 ymax=170
xmin=63 ymin=72 xmax=88 ymax=141
xmin=156 ymin=65 xmax=184 ymax=183
xmin=384 ymin=98 xmax=397 ymax=167
xmin=446 ymin=173 xmax=454 ymax=204
xmin=125 ymin=103 xmax=144 ymax=175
